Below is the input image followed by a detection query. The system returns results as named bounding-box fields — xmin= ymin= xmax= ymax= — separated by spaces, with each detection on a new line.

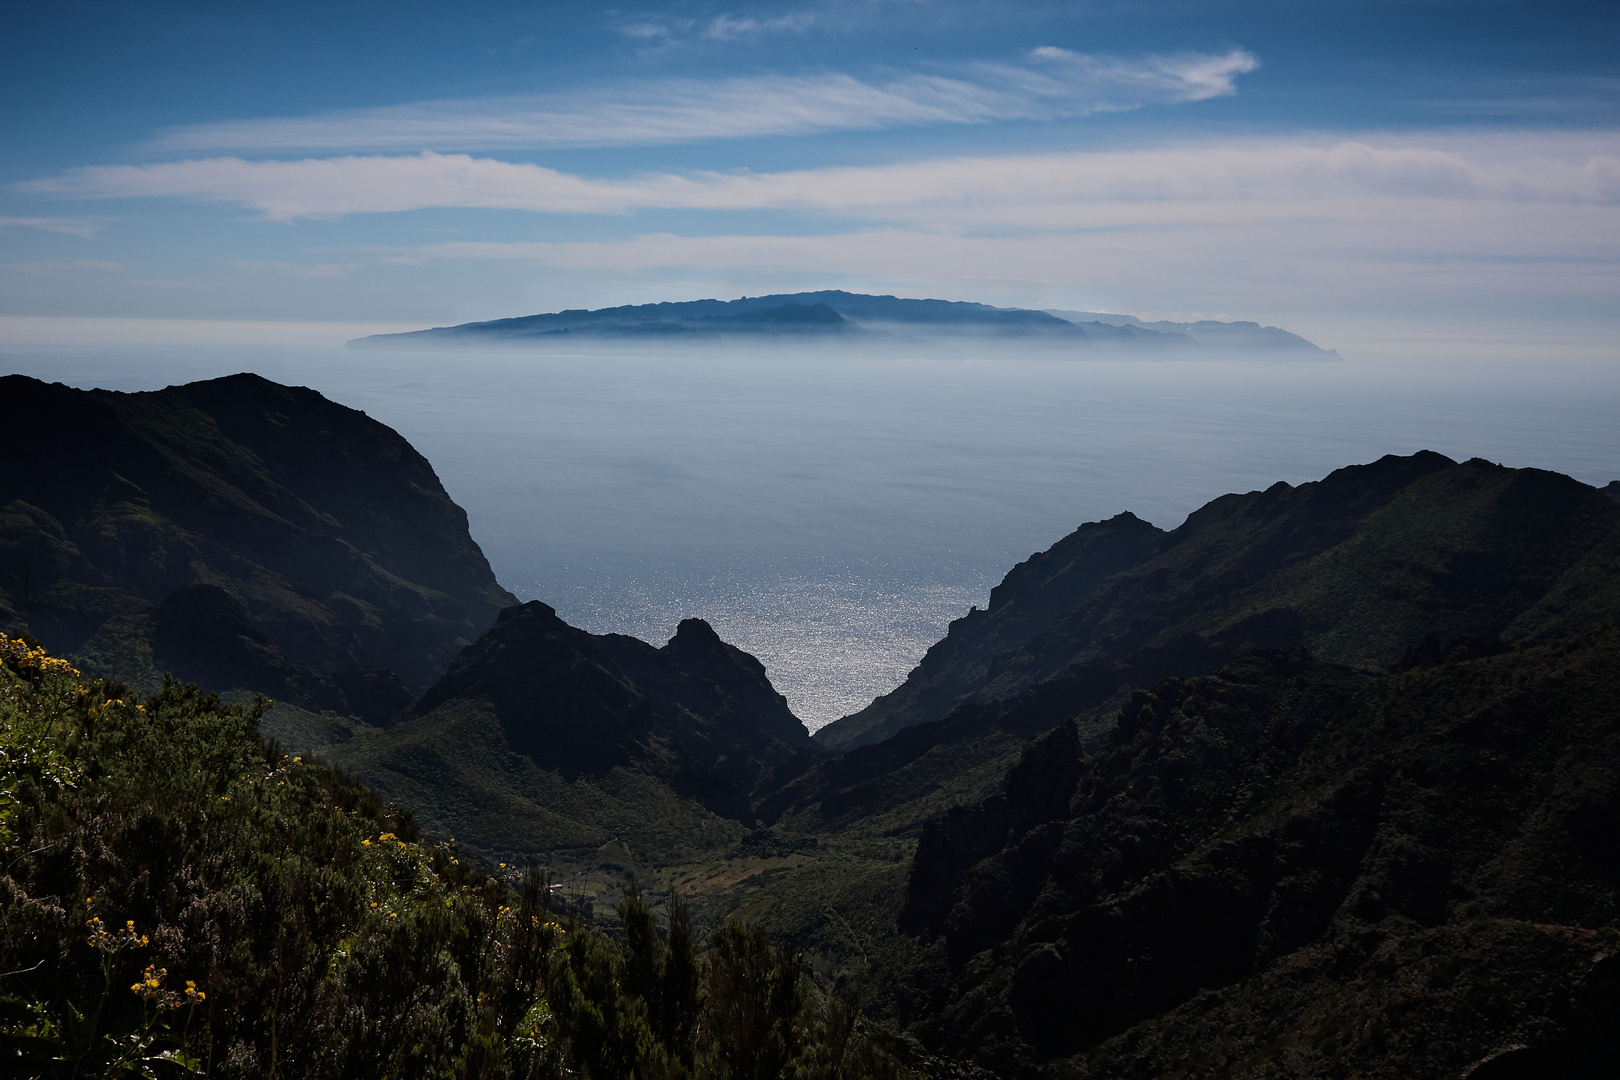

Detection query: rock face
xmin=816 ymin=452 xmax=1620 ymax=752
xmin=896 ymin=626 xmax=1620 ymax=1076
xmin=410 ymin=601 xmax=812 ymax=793
xmin=329 ymin=601 xmax=817 ymax=862
xmin=0 ymin=373 xmax=515 ymax=716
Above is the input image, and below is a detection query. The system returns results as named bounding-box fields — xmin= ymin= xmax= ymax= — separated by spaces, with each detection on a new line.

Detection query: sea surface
xmin=5 ymin=337 xmax=1617 ymax=730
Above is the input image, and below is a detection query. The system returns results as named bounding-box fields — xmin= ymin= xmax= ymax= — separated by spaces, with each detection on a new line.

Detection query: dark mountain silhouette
xmin=409 ymin=601 xmax=812 ymax=788
xmin=729 ymin=454 xmax=1620 ymax=1078
xmin=325 ymin=600 xmax=818 ymax=863
xmin=0 ymin=373 xmax=822 ymax=864
xmin=348 ymin=291 xmax=1332 ymax=353
xmin=816 ymin=452 xmax=1620 ymax=753
xmin=7 ymin=372 xmax=1618 ymax=1078
xmin=0 ymin=373 xmax=515 ymax=719
xmin=892 ymin=625 xmax=1620 ymax=1077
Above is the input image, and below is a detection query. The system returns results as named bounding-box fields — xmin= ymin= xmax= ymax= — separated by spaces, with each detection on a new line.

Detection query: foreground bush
xmin=0 ymin=634 xmax=899 ymax=1079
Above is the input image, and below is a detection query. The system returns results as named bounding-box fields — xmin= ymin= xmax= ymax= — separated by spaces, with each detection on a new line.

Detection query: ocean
xmin=5 ymin=336 xmax=1617 ymax=730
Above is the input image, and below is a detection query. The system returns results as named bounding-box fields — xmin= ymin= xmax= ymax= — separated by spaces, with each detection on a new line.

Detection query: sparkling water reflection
xmin=4 ymin=339 xmax=1616 ymax=730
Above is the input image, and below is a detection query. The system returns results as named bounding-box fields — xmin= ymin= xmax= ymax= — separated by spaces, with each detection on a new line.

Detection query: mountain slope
xmin=816 ymin=452 xmax=1620 ymax=754
xmin=896 ymin=625 xmax=1620 ymax=1076
xmin=727 ymin=455 xmax=1620 ymax=1049
xmin=0 ymin=632 xmax=907 ymax=1080
xmin=0 ymin=373 xmax=516 ymax=717
xmin=816 ymin=512 xmax=1166 ymax=752
xmin=326 ymin=601 xmax=819 ymax=865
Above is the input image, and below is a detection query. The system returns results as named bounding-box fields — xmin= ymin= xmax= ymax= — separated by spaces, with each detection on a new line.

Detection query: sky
xmin=3 ymin=0 xmax=1618 ymax=346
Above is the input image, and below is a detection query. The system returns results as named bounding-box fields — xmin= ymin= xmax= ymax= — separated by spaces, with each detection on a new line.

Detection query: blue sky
xmin=2 ymin=0 xmax=1617 ymax=341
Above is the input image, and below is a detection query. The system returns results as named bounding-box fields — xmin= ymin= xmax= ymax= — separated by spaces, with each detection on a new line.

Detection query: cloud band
xmin=146 ymin=49 xmax=1258 ymax=154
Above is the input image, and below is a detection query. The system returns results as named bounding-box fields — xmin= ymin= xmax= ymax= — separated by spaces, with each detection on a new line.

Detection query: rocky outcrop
xmin=329 ymin=601 xmax=818 ymax=862
xmin=410 ymin=601 xmax=813 ymax=795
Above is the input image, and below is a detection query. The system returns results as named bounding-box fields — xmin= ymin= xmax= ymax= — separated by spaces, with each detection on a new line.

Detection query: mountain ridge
xmin=6 ymin=372 xmax=1618 ymax=1078
xmin=815 ymin=451 xmax=1620 ymax=753
xmin=1045 ymin=309 xmax=1334 ymax=353
xmin=0 ymin=372 xmax=516 ymax=719
xmin=318 ymin=598 xmax=821 ymax=866
xmin=350 ymin=291 xmax=1336 ymax=355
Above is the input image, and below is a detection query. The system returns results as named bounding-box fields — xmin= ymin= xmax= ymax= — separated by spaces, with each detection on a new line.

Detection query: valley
xmin=4 ymin=372 xmax=1618 ymax=1077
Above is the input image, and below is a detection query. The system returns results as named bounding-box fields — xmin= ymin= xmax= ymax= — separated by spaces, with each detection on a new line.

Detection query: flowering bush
xmin=0 ymin=634 xmax=901 ymax=1079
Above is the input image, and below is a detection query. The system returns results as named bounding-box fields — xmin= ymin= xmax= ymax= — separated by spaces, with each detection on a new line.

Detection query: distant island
xmin=350 ymin=290 xmax=1338 ymax=356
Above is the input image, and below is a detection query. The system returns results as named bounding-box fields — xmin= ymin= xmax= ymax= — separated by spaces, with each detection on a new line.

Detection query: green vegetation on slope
xmin=10 ymin=376 xmax=1620 ymax=1080
xmin=319 ymin=603 xmax=817 ymax=874
xmin=894 ymin=627 xmax=1620 ymax=1077
xmin=0 ymin=633 xmax=911 ymax=1080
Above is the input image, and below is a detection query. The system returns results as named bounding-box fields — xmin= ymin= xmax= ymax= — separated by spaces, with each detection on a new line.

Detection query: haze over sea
xmin=5 ymin=333 xmax=1617 ymax=730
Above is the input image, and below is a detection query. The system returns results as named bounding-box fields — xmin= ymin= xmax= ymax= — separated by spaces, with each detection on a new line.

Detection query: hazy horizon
xmin=6 ymin=333 xmax=1616 ymax=729
xmin=4 ymin=1 xmax=1617 ymax=725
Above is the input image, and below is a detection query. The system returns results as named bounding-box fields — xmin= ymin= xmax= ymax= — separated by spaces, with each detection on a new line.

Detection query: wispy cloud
xmin=225 ymin=259 xmax=366 ymax=277
xmin=390 ymin=215 xmax=1620 ymax=325
xmin=146 ymin=48 xmax=1257 ymax=154
xmin=618 ymin=9 xmax=815 ymax=44
xmin=703 ymin=12 xmax=816 ymax=39
xmin=26 ymin=134 xmax=1620 ymax=223
xmin=0 ymin=214 xmax=100 ymax=236
xmin=619 ymin=20 xmax=685 ymax=42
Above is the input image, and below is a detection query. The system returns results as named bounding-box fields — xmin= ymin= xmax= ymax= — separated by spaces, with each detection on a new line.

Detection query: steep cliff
xmin=0 ymin=373 xmax=516 ymax=717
